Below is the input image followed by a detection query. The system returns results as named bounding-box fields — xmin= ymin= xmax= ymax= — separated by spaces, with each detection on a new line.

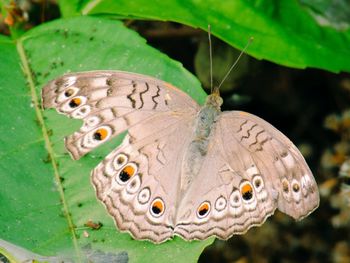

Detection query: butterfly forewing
xmin=42 ymin=71 xmax=200 ymax=160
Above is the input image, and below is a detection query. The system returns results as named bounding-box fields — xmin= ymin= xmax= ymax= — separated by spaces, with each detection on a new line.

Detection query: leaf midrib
xmin=16 ymin=38 xmax=82 ymax=261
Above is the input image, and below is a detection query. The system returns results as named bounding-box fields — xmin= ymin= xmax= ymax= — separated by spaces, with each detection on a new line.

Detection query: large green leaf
xmin=0 ymin=16 xmax=211 ymax=262
xmin=58 ymin=0 xmax=350 ymax=73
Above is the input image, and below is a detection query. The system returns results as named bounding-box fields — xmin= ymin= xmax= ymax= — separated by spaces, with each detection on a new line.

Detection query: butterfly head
xmin=205 ymin=87 xmax=223 ymax=110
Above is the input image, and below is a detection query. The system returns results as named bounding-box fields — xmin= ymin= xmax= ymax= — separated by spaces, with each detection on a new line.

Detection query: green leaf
xmin=58 ymin=0 xmax=85 ymax=18
xmin=299 ymin=0 xmax=350 ymax=30
xmin=0 ymin=239 xmax=68 ymax=262
xmin=59 ymin=0 xmax=350 ymax=73
xmin=0 ymin=16 xmax=211 ymax=262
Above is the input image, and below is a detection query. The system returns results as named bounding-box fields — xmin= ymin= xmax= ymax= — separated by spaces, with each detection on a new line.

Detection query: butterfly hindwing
xmin=220 ymin=111 xmax=319 ymax=220
xmin=173 ymin=111 xmax=319 ymax=241
xmin=91 ymin=115 xmax=194 ymax=243
xmin=174 ymin=116 xmax=277 ymax=240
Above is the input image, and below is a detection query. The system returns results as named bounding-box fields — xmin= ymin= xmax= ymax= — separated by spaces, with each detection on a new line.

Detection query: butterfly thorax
xmin=205 ymin=89 xmax=223 ymax=110
xmin=180 ymin=92 xmax=223 ymax=192
xmin=193 ymin=92 xmax=222 ymax=142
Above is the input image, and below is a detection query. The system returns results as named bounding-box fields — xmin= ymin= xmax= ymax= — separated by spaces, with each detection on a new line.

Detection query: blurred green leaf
xmin=58 ymin=0 xmax=84 ymax=18
xmin=0 ymin=16 xmax=210 ymax=262
xmin=299 ymin=0 xmax=350 ymax=30
xmin=194 ymin=37 xmax=250 ymax=93
xmin=0 ymin=239 xmax=69 ymax=262
xmin=58 ymin=0 xmax=350 ymax=73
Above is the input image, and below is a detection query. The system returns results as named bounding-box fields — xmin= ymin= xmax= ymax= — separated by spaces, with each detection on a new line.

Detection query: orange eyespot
xmin=119 ymin=164 xmax=136 ymax=182
xmin=93 ymin=128 xmax=108 ymax=141
xmin=123 ymin=165 xmax=135 ymax=176
xmin=69 ymin=97 xmax=81 ymax=108
xmin=197 ymin=202 xmax=210 ymax=218
xmin=241 ymin=183 xmax=253 ymax=201
xmin=151 ymin=198 xmax=165 ymax=216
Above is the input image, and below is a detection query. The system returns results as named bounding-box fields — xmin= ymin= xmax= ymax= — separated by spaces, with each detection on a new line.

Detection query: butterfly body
xmin=181 ymin=90 xmax=222 ymax=192
xmin=42 ymin=70 xmax=319 ymax=243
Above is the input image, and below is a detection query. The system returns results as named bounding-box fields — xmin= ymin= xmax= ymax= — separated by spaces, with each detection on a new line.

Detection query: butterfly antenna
xmin=208 ymin=25 xmax=213 ymax=93
xmin=218 ymin=37 xmax=254 ymax=89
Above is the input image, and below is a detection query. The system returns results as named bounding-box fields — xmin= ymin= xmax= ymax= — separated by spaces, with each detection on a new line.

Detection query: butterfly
xmin=42 ymin=70 xmax=319 ymax=243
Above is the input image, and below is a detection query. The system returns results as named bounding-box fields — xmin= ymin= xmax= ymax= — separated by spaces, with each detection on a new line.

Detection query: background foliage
xmin=0 ymin=0 xmax=350 ymax=262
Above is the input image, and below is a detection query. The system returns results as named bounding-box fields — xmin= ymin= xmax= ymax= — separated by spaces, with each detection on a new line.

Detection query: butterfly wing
xmin=91 ymin=115 xmax=194 ymax=243
xmin=42 ymin=70 xmax=201 ymax=243
xmin=221 ymin=111 xmax=319 ymax=220
xmin=42 ymin=70 xmax=199 ymax=159
xmin=174 ymin=111 xmax=319 ymax=241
